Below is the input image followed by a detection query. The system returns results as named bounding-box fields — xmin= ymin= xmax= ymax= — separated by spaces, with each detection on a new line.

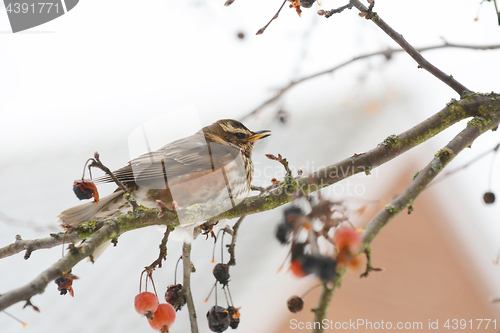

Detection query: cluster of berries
xmin=207 ymin=305 xmax=240 ymax=332
xmin=134 ymin=264 xmax=186 ymax=333
xmin=206 ymin=263 xmax=241 ymax=332
xmin=277 ymin=203 xmax=363 ymax=280
xmin=134 ymin=291 xmax=176 ymax=332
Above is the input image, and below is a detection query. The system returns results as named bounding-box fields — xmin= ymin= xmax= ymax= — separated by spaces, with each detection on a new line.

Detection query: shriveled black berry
xmin=276 ymin=221 xmax=292 ymax=244
xmin=73 ymin=180 xmax=94 ymax=200
xmin=287 ymin=295 xmax=304 ymax=313
xmin=213 ymin=263 xmax=230 ymax=286
xmin=284 ymin=206 xmax=303 ymax=223
xmin=301 ymin=255 xmax=338 ymax=280
xmin=291 ymin=243 xmax=306 ymax=261
xmin=299 ymin=0 xmax=315 ymax=7
xmin=207 ymin=305 xmax=230 ymax=332
xmin=226 ymin=306 xmax=240 ymax=329
xmin=55 ymin=276 xmax=69 ymax=295
xmin=483 ymin=192 xmax=496 ymax=204
xmin=165 ymin=284 xmax=185 ymax=311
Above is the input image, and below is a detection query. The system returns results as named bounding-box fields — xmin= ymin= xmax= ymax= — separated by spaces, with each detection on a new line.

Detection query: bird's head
xmin=204 ymin=119 xmax=271 ymax=157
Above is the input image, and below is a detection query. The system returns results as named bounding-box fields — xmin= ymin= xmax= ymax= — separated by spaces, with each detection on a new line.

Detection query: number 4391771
xmin=443 ymin=319 xmax=496 ymax=330
xmin=6 ymin=3 xmax=60 ymax=14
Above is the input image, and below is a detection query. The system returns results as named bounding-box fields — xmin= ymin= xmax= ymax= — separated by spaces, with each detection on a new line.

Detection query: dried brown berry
xmin=276 ymin=221 xmax=293 ymax=244
xmin=300 ymin=0 xmax=315 ymax=7
xmin=226 ymin=306 xmax=241 ymax=329
xmin=165 ymin=284 xmax=186 ymax=311
xmin=484 ymin=192 xmax=496 ymax=204
xmin=317 ymin=9 xmax=325 ymax=16
xmin=287 ymin=295 xmax=304 ymax=313
xmin=284 ymin=206 xmax=303 ymax=223
xmin=73 ymin=179 xmax=99 ymax=203
xmin=207 ymin=306 xmax=230 ymax=332
xmin=213 ymin=263 xmax=230 ymax=286
xmin=55 ymin=271 xmax=79 ymax=297
xmin=301 ymin=254 xmax=337 ymax=280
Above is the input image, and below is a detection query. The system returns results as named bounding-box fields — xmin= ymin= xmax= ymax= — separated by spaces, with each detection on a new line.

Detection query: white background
xmin=1 ymin=0 xmax=500 ymax=332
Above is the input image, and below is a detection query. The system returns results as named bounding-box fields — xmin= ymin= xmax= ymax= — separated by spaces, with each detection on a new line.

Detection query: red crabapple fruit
xmin=134 ymin=292 xmax=159 ymax=316
xmin=148 ymin=303 xmax=176 ymax=331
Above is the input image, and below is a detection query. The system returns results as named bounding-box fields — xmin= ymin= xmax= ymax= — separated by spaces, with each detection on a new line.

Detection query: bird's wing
xmin=93 ymin=130 xmax=241 ymax=186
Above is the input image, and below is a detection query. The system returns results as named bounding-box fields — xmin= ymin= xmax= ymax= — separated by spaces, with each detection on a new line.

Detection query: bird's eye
xmin=234 ymin=132 xmax=246 ymax=139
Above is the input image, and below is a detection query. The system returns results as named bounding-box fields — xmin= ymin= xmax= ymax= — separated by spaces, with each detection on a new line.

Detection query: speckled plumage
xmin=58 ymin=119 xmax=271 ymax=227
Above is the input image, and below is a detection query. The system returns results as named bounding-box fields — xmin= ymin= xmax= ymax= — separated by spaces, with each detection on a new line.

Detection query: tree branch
xmin=0 ymin=93 xmax=498 ymax=312
xmin=146 ymin=228 xmax=171 ymax=270
xmin=0 ymin=222 xmax=118 ymax=311
xmin=311 ymin=98 xmax=500 ymax=333
xmin=362 ymin=115 xmax=500 ymax=244
xmin=242 ymin=42 xmax=500 ymax=121
xmin=90 ymin=152 xmax=138 ymax=210
xmin=349 ymin=0 xmax=471 ymax=97
xmin=312 ymin=270 xmax=345 ymax=333
xmin=0 ymin=232 xmax=79 ymax=260
xmin=226 ymin=216 xmax=246 ymax=266
xmin=182 ymin=242 xmax=198 ymax=333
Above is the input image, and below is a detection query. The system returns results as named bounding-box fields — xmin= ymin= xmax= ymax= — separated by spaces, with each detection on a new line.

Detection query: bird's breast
xmin=135 ymin=152 xmax=252 ymax=210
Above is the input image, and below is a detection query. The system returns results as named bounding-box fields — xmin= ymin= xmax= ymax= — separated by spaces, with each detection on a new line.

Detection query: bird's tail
xmin=58 ymin=191 xmax=125 ymax=227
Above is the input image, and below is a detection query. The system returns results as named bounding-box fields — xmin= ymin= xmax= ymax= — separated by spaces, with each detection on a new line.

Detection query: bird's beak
xmin=249 ymin=130 xmax=271 ymax=143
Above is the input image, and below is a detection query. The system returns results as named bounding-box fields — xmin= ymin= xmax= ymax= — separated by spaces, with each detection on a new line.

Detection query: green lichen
xmin=382 ymin=134 xmax=399 ymax=147
xmin=446 ymin=98 xmax=466 ymax=118
xmin=446 ymin=98 xmax=458 ymax=107
xmin=467 ymin=116 xmax=490 ymax=131
xmin=412 ymin=170 xmax=420 ymax=180
xmin=431 ymin=149 xmax=454 ymax=173
xmin=370 ymin=12 xmax=380 ymax=22
xmin=385 ymin=205 xmax=398 ymax=214
xmin=135 ymin=204 xmax=150 ymax=212
xmin=462 ymin=93 xmax=475 ymax=102
xmin=435 ymin=148 xmax=454 ymax=160
xmin=283 ymin=172 xmax=298 ymax=192
xmin=430 ymin=157 xmax=443 ymax=172
xmin=76 ymin=220 xmax=101 ymax=239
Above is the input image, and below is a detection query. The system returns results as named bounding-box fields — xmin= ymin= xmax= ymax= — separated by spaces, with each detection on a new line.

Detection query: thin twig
xmin=146 ymin=228 xmax=171 ymax=271
xmin=325 ymin=3 xmax=353 ymax=17
xmin=0 ymin=94 xmax=498 ymax=312
xmin=494 ymin=0 xmax=500 ymax=25
xmin=0 ymin=233 xmax=80 ymax=260
xmin=0 ymin=223 xmax=118 ymax=312
xmin=359 ymin=245 xmax=383 ymax=278
xmin=430 ymin=142 xmax=500 ymax=187
xmin=182 ymin=242 xmax=199 ymax=333
xmin=312 ymin=106 xmax=500 ymax=333
xmin=312 ymin=278 xmax=338 ymax=333
xmin=227 ymin=216 xmax=246 ymax=266
xmin=250 ymin=185 xmax=266 ymax=193
xmin=349 ymin=0 xmax=471 ymax=97
xmin=90 ymin=152 xmax=139 ymax=210
xmin=363 ymin=117 xmax=500 ymax=244
xmin=241 ymin=42 xmax=500 ymax=121
xmin=256 ymin=0 xmax=287 ymax=35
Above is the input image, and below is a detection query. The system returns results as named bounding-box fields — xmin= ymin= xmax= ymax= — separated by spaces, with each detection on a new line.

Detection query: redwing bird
xmin=58 ymin=119 xmax=271 ymax=227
